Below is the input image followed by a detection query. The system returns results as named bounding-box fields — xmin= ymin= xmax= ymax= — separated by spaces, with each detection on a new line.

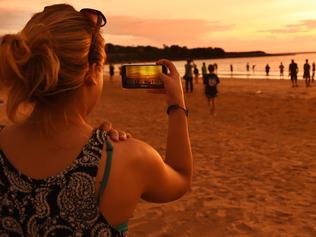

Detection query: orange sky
xmin=1 ymin=0 xmax=316 ymax=53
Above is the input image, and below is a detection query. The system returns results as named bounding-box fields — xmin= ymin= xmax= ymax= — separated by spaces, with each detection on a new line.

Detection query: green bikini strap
xmin=96 ymin=134 xmax=129 ymax=232
xmin=97 ymin=138 xmax=113 ymax=206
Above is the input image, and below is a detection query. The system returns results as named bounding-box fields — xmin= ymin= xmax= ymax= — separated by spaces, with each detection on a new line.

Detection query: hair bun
xmin=24 ymin=28 xmax=60 ymax=98
xmin=0 ymin=33 xmax=31 ymax=82
xmin=0 ymin=30 xmax=60 ymax=100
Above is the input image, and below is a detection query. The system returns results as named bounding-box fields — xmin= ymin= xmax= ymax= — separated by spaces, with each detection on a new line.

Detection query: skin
xmin=0 ymin=58 xmax=192 ymax=227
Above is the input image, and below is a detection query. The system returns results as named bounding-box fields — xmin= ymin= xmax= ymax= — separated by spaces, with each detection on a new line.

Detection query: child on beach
xmin=0 ymin=4 xmax=192 ymax=236
xmin=204 ymin=64 xmax=220 ymax=115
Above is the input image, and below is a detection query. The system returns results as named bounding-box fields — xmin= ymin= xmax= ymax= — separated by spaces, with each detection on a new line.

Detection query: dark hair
xmin=208 ymin=64 xmax=214 ymax=72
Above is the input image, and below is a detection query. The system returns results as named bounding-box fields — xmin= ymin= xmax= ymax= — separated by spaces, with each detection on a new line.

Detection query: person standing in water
xmin=303 ymin=59 xmax=311 ymax=87
xmin=279 ymin=62 xmax=285 ymax=79
xmin=312 ymin=62 xmax=315 ymax=83
xmin=109 ymin=64 xmax=115 ymax=79
xmin=265 ymin=64 xmax=270 ymax=77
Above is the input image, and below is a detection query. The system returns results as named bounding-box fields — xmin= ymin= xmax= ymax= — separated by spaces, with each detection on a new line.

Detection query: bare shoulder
xmin=111 ymin=138 xmax=162 ymax=165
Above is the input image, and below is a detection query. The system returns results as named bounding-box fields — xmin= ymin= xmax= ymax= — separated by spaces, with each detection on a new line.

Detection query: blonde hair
xmin=0 ymin=4 xmax=105 ymax=122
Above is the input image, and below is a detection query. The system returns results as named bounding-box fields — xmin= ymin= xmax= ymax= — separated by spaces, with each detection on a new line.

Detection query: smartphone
xmin=121 ymin=64 xmax=167 ymax=89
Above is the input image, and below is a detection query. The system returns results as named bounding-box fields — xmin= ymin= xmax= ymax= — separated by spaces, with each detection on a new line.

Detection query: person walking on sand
xmin=204 ymin=64 xmax=220 ymax=115
xmin=303 ymin=59 xmax=311 ymax=87
xmin=202 ymin=62 xmax=207 ymax=83
xmin=289 ymin=59 xmax=298 ymax=87
xmin=184 ymin=59 xmax=194 ymax=93
xmin=193 ymin=64 xmax=199 ymax=84
xmin=312 ymin=62 xmax=315 ymax=83
xmin=246 ymin=63 xmax=250 ymax=73
xmin=230 ymin=64 xmax=233 ymax=76
xmin=0 ymin=4 xmax=192 ymax=236
xmin=265 ymin=64 xmax=270 ymax=76
xmin=279 ymin=62 xmax=285 ymax=79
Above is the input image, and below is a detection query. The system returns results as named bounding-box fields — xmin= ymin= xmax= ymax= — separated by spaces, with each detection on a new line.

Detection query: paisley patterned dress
xmin=0 ymin=129 xmax=127 ymax=237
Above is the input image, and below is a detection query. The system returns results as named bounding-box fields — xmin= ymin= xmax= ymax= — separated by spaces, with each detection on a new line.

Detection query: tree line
xmin=105 ymin=43 xmax=269 ymax=64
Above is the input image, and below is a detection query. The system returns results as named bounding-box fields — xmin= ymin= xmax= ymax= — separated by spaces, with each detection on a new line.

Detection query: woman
xmin=0 ymin=4 xmax=192 ymax=237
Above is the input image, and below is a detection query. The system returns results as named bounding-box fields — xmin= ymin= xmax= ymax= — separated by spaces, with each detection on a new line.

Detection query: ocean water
xmin=106 ymin=53 xmax=316 ymax=80
xmin=173 ymin=53 xmax=316 ymax=80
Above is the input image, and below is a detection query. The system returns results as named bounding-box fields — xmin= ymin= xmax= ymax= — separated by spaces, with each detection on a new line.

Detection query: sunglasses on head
xmin=80 ymin=8 xmax=107 ymax=65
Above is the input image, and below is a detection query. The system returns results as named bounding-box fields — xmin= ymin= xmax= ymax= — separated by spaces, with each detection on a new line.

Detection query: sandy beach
xmin=1 ymin=76 xmax=315 ymax=237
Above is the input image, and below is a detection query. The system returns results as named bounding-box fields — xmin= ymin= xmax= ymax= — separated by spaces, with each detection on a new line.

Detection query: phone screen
xmin=121 ymin=64 xmax=166 ymax=89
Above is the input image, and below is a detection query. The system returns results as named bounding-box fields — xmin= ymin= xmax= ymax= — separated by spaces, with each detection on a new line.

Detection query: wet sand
xmin=1 ymin=76 xmax=316 ymax=236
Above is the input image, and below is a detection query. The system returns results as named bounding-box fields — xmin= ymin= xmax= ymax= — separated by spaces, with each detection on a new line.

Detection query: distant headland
xmin=105 ymin=43 xmax=295 ymax=64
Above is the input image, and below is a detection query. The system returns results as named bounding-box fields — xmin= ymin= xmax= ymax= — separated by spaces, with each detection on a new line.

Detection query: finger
xmin=118 ymin=130 xmax=127 ymax=141
xmin=156 ymin=59 xmax=178 ymax=76
xmin=107 ymin=129 xmax=119 ymax=142
xmin=99 ymin=120 xmax=112 ymax=132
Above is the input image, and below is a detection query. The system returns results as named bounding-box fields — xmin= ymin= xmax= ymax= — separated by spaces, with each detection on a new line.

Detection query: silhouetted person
xmin=202 ymin=62 xmax=207 ymax=83
xmin=265 ymin=64 xmax=270 ymax=76
xmin=303 ymin=59 xmax=311 ymax=87
xmin=279 ymin=62 xmax=284 ymax=79
xmin=213 ymin=63 xmax=218 ymax=72
xmin=230 ymin=64 xmax=233 ymax=76
xmin=252 ymin=65 xmax=256 ymax=73
xmin=109 ymin=64 xmax=114 ymax=79
xmin=289 ymin=59 xmax=298 ymax=87
xmin=204 ymin=64 xmax=220 ymax=115
xmin=312 ymin=62 xmax=315 ymax=82
xmin=246 ymin=63 xmax=250 ymax=72
xmin=193 ymin=64 xmax=199 ymax=84
xmin=184 ymin=59 xmax=193 ymax=93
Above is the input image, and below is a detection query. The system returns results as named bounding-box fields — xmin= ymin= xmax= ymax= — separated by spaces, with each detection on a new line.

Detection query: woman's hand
xmin=156 ymin=59 xmax=186 ymax=108
xmin=99 ymin=120 xmax=132 ymax=142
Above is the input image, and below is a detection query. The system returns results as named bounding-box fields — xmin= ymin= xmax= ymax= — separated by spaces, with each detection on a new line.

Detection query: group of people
xmin=284 ymin=59 xmax=315 ymax=87
xmin=184 ymin=60 xmax=220 ymax=114
xmin=228 ymin=60 xmax=316 ymax=87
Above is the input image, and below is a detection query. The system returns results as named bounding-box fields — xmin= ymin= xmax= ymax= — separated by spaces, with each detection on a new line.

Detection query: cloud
xmin=260 ymin=19 xmax=316 ymax=34
xmin=105 ymin=15 xmax=234 ymax=45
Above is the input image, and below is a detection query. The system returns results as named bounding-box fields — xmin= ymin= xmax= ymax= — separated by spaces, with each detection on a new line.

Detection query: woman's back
xmin=0 ymin=127 xmax=130 ymax=236
xmin=0 ymin=4 xmax=192 ymax=236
